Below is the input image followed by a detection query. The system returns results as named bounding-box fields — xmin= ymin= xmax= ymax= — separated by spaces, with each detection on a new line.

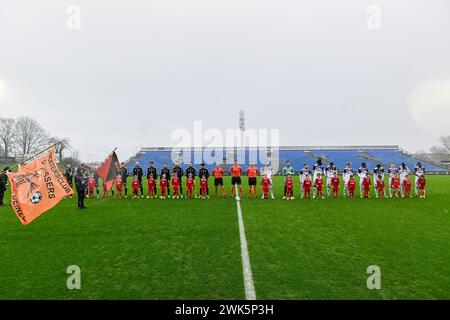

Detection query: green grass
xmin=0 ymin=176 xmax=449 ymax=299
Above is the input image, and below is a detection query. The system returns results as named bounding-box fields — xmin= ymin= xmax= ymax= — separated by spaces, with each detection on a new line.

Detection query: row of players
xmin=79 ymin=159 xmax=427 ymax=200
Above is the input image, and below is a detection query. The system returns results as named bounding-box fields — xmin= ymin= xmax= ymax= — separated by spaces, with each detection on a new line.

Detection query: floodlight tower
xmin=239 ymin=110 xmax=246 ymax=148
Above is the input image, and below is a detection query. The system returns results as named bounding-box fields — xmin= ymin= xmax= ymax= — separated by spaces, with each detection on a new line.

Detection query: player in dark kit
xmin=146 ymin=162 xmax=158 ymax=196
xmin=132 ymin=162 xmax=144 ymax=197
xmin=160 ymin=163 xmax=171 ymax=197
xmin=198 ymin=163 xmax=210 ymax=198
xmin=0 ymin=167 xmax=9 ymax=206
xmin=120 ymin=163 xmax=129 ymax=198
xmin=172 ymin=162 xmax=184 ymax=197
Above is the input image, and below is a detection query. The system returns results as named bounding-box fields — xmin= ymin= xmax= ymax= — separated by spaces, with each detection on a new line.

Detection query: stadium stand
xmin=127 ymin=146 xmax=448 ymax=174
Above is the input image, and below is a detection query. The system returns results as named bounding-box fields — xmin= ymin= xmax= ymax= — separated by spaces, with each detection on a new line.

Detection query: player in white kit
xmin=373 ymin=164 xmax=386 ymax=198
xmin=357 ymin=163 xmax=370 ymax=198
xmin=312 ymin=159 xmax=325 ymax=199
xmin=261 ymin=162 xmax=276 ymax=199
xmin=342 ymin=163 xmax=354 ymax=198
xmin=398 ymin=163 xmax=411 ymax=197
xmin=299 ymin=164 xmax=311 ymax=198
xmin=325 ymin=162 xmax=338 ymax=198
xmin=413 ymin=162 xmax=425 ymax=197
xmin=387 ymin=163 xmax=398 ymax=197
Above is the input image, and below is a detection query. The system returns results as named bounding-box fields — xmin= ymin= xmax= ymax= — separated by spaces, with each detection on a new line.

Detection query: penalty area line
xmin=234 ymin=184 xmax=256 ymax=300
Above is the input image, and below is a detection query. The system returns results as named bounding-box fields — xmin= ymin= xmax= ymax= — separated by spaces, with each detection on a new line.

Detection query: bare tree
xmin=48 ymin=136 xmax=71 ymax=162
xmin=14 ymin=117 xmax=48 ymax=159
xmin=438 ymin=136 xmax=450 ymax=153
xmin=0 ymin=118 xmax=16 ymax=158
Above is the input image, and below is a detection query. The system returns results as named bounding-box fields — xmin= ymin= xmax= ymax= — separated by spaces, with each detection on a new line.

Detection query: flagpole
xmin=98 ymin=147 xmax=118 ymax=166
xmin=2 ymin=143 xmax=60 ymax=173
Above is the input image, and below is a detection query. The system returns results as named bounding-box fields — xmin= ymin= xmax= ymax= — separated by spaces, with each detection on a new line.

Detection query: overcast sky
xmin=1 ymin=0 xmax=449 ymax=161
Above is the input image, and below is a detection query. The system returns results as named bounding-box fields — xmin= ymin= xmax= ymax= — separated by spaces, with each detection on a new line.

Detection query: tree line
xmin=0 ymin=116 xmax=76 ymax=164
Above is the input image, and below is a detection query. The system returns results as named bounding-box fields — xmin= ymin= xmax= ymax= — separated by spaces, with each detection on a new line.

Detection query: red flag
xmin=97 ymin=150 xmax=120 ymax=192
xmin=6 ymin=147 xmax=74 ymax=225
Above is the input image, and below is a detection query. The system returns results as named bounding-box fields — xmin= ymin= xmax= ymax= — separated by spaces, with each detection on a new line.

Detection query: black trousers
xmin=138 ymin=179 xmax=144 ymax=195
xmin=77 ymin=190 xmax=85 ymax=208
xmin=0 ymin=190 xmax=4 ymax=205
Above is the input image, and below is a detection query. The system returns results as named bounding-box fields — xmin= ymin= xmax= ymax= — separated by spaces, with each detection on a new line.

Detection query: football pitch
xmin=0 ymin=176 xmax=449 ymax=300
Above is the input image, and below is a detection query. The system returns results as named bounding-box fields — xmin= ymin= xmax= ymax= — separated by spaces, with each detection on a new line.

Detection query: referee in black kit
xmin=132 ymin=162 xmax=144 ymax=197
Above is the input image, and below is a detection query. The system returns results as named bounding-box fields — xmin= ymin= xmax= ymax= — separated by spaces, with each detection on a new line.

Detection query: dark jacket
xmin=120 ymin=167 xmax=129 ymax=181
xmin=199 ymin=168 xmax=210 ymax=179
xmin=147 ymin=166 xmax=158 ymax=180
xmin=172 ymin=166 xmax=184 ymax=180
xmin=160 ymin=167 xmax=171 ymax=181
xmin=75 ymin=175 xmax=87 ymax=192
xmin=133 ymin=167 xmax=144 ymax=180
xmin=0 ymin=172 xmax=8 ymax=192
xmin=186 ymin=166 xmax=196 ymax=178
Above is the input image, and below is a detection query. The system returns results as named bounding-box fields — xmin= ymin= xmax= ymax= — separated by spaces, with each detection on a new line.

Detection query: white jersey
xmin=373 ymin=167 xmax=385 ymax=179
xmin=313 ymin=164 xmax=324 ymax=176
xmin=414 ymin=165 xmax=425 ymax=177
xmin=399 ymin=166 xmax=410 ymax=179
xmin=325 ymin=165 xmax=338 ymax=179
xmin=343 ymin=167 xmax=354 ymax=180
xmin=261 ymin=166 xmax=275 ymax=179
xmin=388 ymin=167 xmax=398 ymax=178
xmin=300 ymin=168 xmax=311 ymax=181
xmin=357 ymin=167 xmax=369 ymax=179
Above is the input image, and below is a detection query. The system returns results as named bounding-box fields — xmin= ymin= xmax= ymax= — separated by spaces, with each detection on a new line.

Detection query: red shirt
xmin=315 ymin=177 xmax=324 ymax=188
xmin=159 ymin=179 xmax=167 ymax=189
xmin=116 ymin=180 xmax=123 ymax=190
xmin=363 ymin=176 xmax=371 ymax=189
xmin=347 ymin=179 xmax=356 ymax=190
xmin=285 ymin=179 xmax=293 ymax=190
xmin=172 ymin=177 xmax=180 ymax=188
xmin=88 ymin=179 xmax=96 ymax=189
xmin=148 ymin=178 xmax=155 ymax=188
xmin=376 ymin=180 xmax=385 ymax=190
xmin=261 ymin=177 xmax=272 ymax=190
xmin=200 ymin=178 xmax=208 ymax=189
xmin=391 ymin=177 xmax=400 ymax=188
xmin=186 ymin=177 xmax=194 ymax=190
xmin=231 ymin=165 xmax=242 ymax=177
xmin=303 ymin=179 xmax=312 ymax=190
xmin=331 ymin=176 xmax=340 ymax=189
xmin=132 ymin=179 xmax=140 ymax=189
xmin=403 ymin=179 xmax=411 ymax=191
xmin=418 ymin=177 xmax=426 ymax=189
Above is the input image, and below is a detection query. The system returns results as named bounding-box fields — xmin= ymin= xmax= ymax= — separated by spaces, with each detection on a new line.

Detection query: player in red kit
xmin=260 ymin=174 xmax=272 ymax=200
xmin=147 ymin=174 xmax=156 ymax=198
xmin=115 ymin=175 xmax=123 ymax=199
xmin=403 ymin=177 xmax=412 ymax=198
xmin=362 ymin=173 xmax=371 ymax=198
xmin=331 ymin=172 xmax=340 ymax=198
xmin=102 ymin=179 xmax=110 ymax=198
xmin=199 ymin=175 xmax=208 ymax=199
xmin=391 ymin=173 xmax=401 ymax=198
xmin=314 ymin=173 xmax=324 ymax=199
xmin=131 ymin=175 xmax=140 ymax=199
xmin=172 ymin=172 xmax=181 ymax=199
xmin=285 ymin=173 xmax=294 ymax=200
xmin=186 ymin=173 xmax=195 ymax=199
xmin=87 ymin=175 xmax=96 ymax=198
xmin=418 ymin=174 xmax=427 ymax=198
xmin=303 ymin=174 xmax=312 ymax=199
xmin=375 ymin=175 xmax=385 ymax=199
xmin=347 ymin=175 xmax=356 ymax=198
xmin=159 ymin=174 xmax=168 ymax=199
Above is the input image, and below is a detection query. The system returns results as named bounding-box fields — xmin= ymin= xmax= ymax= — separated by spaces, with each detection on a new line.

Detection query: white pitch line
xmin=234 ymin=184 xmax=256 ymax=300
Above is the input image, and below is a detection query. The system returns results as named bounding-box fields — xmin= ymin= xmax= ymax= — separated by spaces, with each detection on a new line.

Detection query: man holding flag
xmin=0 ymin=167 xmax=9 ymax=206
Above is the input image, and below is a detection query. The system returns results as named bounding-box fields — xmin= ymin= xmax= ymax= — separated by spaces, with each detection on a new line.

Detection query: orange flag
xmin=97 ymin=150 xmax=120 ymax=192
xmin=6 ymin=147 xmax=74 ymax=225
